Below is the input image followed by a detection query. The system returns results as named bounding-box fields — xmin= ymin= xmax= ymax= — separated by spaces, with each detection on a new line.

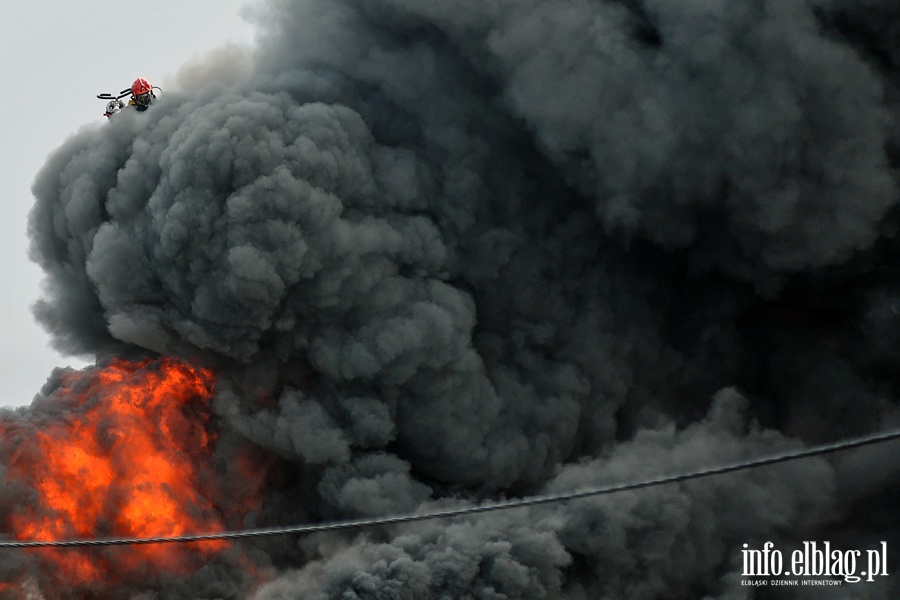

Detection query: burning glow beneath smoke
xmin=0 ymin=358 xmax=261 ymax=595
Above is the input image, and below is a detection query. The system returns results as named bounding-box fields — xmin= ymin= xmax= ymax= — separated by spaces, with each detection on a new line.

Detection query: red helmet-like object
xmin=131 ymin=78 xmax=153 ymax=96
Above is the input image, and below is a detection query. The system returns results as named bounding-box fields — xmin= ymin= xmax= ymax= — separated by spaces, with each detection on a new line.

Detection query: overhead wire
xmin=1 ymin=427 xmax=899 ymax=549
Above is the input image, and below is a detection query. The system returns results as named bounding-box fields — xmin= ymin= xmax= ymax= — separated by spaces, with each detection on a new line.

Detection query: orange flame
xmin=0 ymin=357 xmax=265 ymax=596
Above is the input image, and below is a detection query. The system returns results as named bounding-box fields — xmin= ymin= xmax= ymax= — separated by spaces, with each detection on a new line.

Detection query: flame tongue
xmin=0 ymin=357 xmax=254 ymax=595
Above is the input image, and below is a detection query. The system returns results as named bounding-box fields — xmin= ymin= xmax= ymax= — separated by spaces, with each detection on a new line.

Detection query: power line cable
xmin=2 ymin=427 xmax=899 ymax=549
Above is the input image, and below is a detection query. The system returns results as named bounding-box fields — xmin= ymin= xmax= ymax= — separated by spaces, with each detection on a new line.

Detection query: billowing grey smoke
xmin=15 ymin=0 xmax=900 ymax=597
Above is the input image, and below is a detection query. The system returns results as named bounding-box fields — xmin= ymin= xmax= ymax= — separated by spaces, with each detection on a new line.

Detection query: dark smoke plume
xmin=10 ymin=0 xmax=900 ymax=597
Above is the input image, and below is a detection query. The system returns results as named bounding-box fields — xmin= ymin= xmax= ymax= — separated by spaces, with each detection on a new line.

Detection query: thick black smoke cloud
xmin=16 ymin=0 xmax=900 ymax=597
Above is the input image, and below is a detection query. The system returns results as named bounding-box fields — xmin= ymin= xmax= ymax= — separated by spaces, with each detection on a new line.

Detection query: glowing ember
xmin=0 ymin=357 xmax=262 ymax=596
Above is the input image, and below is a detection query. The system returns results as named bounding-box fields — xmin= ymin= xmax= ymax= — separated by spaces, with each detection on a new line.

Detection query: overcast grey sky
xmin=0 ymin=2 xmax=258 ymax=406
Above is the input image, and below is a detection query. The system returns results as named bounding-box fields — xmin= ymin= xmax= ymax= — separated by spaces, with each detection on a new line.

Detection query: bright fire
xmin=0 ymin=357 xmax=263 ymax=596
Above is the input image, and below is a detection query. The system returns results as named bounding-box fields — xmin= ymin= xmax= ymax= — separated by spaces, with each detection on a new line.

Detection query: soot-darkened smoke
xmin=14 ymin=0 xmax=900 ymax=597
